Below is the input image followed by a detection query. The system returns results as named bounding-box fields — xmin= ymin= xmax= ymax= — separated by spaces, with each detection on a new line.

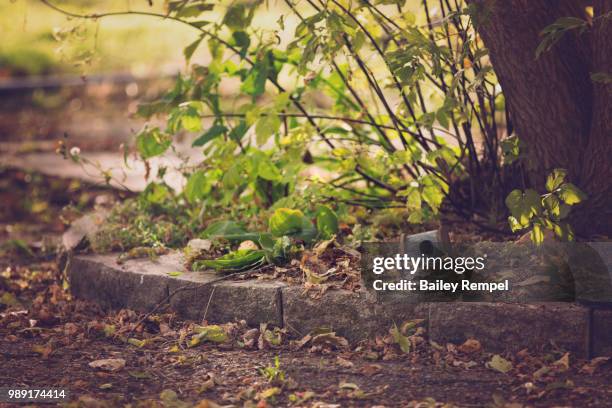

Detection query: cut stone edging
xmin=67 ymin=252 xmax=611 ymax=357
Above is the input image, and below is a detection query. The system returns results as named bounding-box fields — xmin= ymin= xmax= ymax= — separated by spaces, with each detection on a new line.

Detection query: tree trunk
xmin=467 ymin=0 xmax=611 ymax=237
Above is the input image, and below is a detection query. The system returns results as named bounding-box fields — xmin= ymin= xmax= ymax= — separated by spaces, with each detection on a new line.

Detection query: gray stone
xmin=69 ymin=252 xmax=284 ymax=326
xmin=428 ymin=302 xmax=589 ymax=356
xmin=168 ymin=277 xmax=284 ymax=327
xmin=69 ymin=251 xmax=596 ymax=353
xmin=69 ymin=254 xmax=169 ymax=311
xmin=282 ymin=286 xmax=428 ymax=341
xmin=62 ymin=210 xmax=109 ymax=251
xmin=592 ymin=309 xmax=612 ymax=357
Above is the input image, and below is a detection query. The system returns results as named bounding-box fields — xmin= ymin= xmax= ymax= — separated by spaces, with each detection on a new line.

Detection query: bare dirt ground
xmin=1 ymin=168 xmax=611 ymax=408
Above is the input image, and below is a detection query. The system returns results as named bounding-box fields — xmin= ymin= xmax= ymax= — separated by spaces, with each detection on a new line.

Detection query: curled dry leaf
xmin=310 ymin=331 xmax=349 ymax=349
xmin=458 ymin=338 xmax=482 ymax=354
xmin=88 ymin=358 xmax=126 ymax=372
xmin=552 ymin=352 xmax=570 ymax=371
xmin=580 ymin=357 xmax=610 ymax=375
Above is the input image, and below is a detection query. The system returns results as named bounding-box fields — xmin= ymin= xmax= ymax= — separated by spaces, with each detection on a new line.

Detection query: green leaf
xmin=545 ymin=168 xmax=567 ymax=192
xmin=505 ymin=190 xmax=522 ymax=212
xmin=189 ymin=20 xmax=211 ymax=29
xmin=399 ymin=187 xmax=421 ymax=210
xmin=184 ymin=170 xmax=209 ymax=203
xmin=195 ymin=249 xmax=266 ymax=272
xmin=241 ymin=58 xmax=269 ymax=96
xmin=255 ymin=115 xmax=281 ymax=146
xmin=136 ymin=127 xmax=171 ymax=159
xmin=181 ymin=107 xmax=202 ymax=132
xmin=184 ymin=36 xmax=203 ymax=63
xmin=175 ymin=3 xmax=214 ymax=18
xmin=506 ymin=189 xmax=541 ymax=225
xmin=269 ymin=208 xmax=308 ymax=237
xmin=543 ymin=194 xmax=561 ymax=216
xmin=422 ymin=185 xmax=444 ymax=213
xmin=223 ymin=162 xmax=243 ymax=188
xmin=229 ymin=121 xmax=249 ymax=142
xmin=407 ymin=211 xmax=423 ymax=224
xmin=255 ymin=154 xmax=282 ymax=181
xmin=558 ymin=183 xmax=586 ymax=205
xmin=189 ymin=325 xmax=229 ymax=346
xmin=553 ymin=222 xmax=574 ymax=241
xmin=232 ymin=31 xmax=250 ymax=58
xmin=223 ymin=4 xmax=248 ymax=31
xmin=501 ymin=136 xmax=521 ymax=164
xmin=202 ymin=220 xmax=247 ymax=238
xmin=142 ymin=182 xmax=171 ymax=205
xmin=316 ymin=205 xmax=339 ymax=239
xmin=390 ymin=323 xmax=410 ymax=353
xmin=508 ymin=216 xmax=524 ymax=232
xmin=531 ymin=223 xmax=545 ymax=245
xmin=192 ymin=124 xmax=227 ymax=147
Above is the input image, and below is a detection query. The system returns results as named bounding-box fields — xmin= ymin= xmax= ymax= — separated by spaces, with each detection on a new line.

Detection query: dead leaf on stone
xmin=89 ymin=358 xmax=126 ymax=372
xmin=515 ymin=275 xmax=550 ymax=287
xmin=487 ymin=355 xmax=513 ymax=374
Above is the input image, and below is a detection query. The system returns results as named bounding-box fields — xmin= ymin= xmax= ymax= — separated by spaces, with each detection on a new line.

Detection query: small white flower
xmin=70 ymin=147 xmax=81 ymax=157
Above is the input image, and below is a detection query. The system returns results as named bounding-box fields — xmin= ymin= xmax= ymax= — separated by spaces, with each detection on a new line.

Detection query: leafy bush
xmin=46 ymin=0 xmax=584 ymax=248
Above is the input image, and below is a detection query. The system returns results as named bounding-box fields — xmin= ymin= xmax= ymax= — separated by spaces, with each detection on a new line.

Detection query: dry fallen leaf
xmin=310 ymin=332 xmax=349 ymax=349
xmin=88 ymin=358 xmax=126 ymax=372
xmin=487 ymin=354 xmax=513 ymax=374
xmin=552 ymin=352 xmax=570 ymax=371
xmin=336 ymin=356 xmax=354 ymax=368
xmin=580 ymin=357 xmax=610 ymax=375
xmin=458 ymin=338 xmax=482 ymax=354
xmin=360 ymin=364 xmax=382 ymax=377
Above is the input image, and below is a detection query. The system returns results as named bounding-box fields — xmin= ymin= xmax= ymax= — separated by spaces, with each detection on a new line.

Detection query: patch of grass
xmin=90 ymin=198 xmax=194 ymax=253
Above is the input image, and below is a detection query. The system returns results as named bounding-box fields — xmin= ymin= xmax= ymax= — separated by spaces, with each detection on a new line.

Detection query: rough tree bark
xmin=466 ymin=0 xmax=611 ymax=237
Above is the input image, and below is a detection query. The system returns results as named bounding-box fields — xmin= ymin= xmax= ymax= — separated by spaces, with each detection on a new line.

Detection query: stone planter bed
xmin=66 ymin=251 xmax=612 ymax=357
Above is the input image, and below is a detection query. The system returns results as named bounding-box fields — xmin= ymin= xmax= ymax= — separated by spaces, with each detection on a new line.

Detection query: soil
xmin=1 ymin=169 xmax=611 ymax=408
